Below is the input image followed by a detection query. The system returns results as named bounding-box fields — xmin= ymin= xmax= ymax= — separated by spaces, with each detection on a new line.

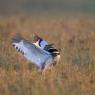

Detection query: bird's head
xmin=33 ymin=33 xmax=42 ymax=43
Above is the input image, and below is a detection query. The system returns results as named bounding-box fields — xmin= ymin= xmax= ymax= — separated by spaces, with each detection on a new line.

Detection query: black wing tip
xmin=45 ymin=43 xmax=54 ymax=48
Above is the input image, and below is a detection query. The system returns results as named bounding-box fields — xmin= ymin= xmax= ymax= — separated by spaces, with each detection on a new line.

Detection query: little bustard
xmin=12 ymin=36 xmax=56 ymax=71
xmin=33 ymin=34 xmax=61 ymax=65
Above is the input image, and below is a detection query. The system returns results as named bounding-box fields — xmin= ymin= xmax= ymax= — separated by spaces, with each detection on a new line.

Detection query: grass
xmin=0 ymin=15 xmax=95 ymax=95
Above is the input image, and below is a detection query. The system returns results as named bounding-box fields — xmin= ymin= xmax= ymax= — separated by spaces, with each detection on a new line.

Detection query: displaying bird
xmin=33 ymin=34 xmax=61 ymax=65
xmin=33 ymin=34 xmax=48 ymax=49
xmin=12 ymin=36 xmax=55 ymax=71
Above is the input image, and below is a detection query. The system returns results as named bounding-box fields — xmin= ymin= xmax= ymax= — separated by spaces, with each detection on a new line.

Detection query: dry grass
xmin=0 ymin=15 xmax=95 ymax=95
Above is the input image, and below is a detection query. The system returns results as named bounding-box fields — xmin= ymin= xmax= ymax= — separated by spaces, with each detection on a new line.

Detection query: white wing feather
xmin=12 ymin=37 xmax=53 ymax=70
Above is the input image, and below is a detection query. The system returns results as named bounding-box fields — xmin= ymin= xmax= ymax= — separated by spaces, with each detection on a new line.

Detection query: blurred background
xmin=0 ymin=1 xmax=95 ymax=95
xmin=0 ymin=0 xmax=95 ymax=16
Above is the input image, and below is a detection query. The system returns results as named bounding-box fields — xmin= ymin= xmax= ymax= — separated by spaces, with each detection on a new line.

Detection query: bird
xmin=33 ymin=34 xmax=48 ymax=49
xmin=33 ymin=34 xmax=61 ymax=65
xmin=12 ymin=35 xmax=56 ymax=71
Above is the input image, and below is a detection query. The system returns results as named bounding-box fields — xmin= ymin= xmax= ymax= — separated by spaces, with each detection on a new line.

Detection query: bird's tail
xmin=44 ymin=44 xmax=60 ymax=57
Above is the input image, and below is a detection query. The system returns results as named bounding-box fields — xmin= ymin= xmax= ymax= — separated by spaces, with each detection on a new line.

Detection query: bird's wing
xmin=40 ymin=40 xmax=48 ymax=49
xmin=12 ymin=36 xmax=53 ymax=69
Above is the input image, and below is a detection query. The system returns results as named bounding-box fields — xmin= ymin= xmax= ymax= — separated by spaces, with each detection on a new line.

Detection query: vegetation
xmin=0 ymin=15 xmax=95 ymax=95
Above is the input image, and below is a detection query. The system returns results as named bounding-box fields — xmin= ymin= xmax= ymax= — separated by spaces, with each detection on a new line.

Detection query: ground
xmin=0 ymin=15 xmax=95 ymax=95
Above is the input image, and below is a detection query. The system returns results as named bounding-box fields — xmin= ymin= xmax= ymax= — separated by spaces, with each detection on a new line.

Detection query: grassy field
xmin=0 ymin=15 xmax=95 ymax=95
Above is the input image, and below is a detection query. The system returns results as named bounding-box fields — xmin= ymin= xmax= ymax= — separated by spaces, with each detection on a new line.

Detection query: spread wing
xmin=12 ymin=36 xmax=53 ymax=70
